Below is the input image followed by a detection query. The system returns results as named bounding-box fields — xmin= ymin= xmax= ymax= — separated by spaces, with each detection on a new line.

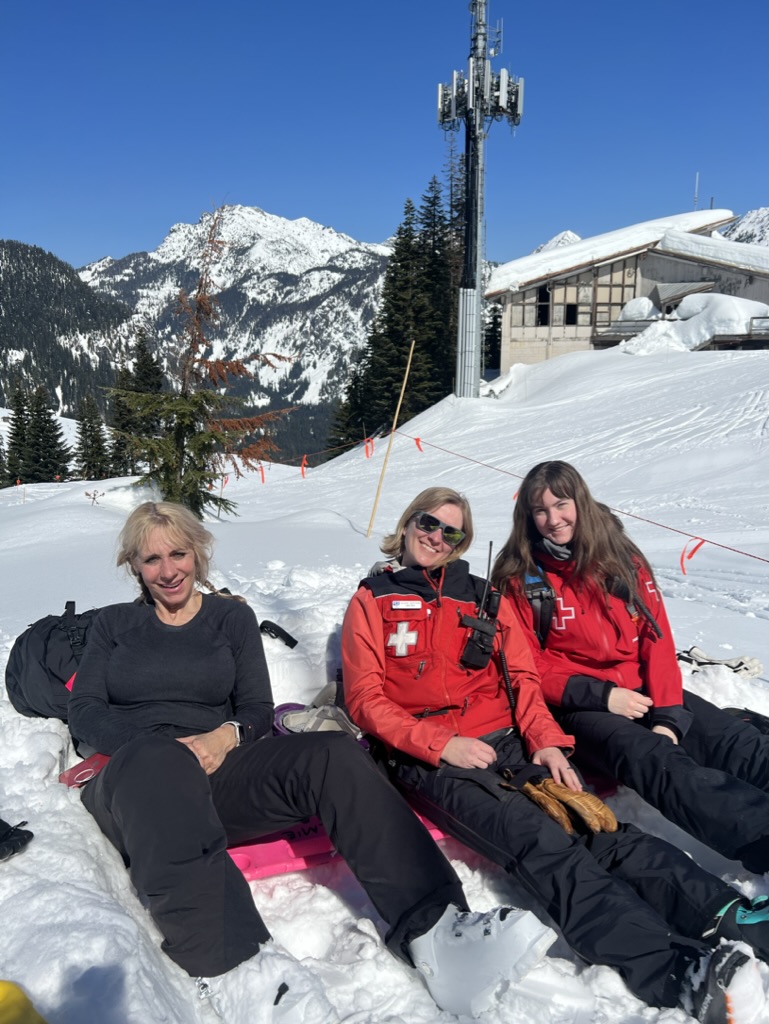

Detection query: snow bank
xmin=620 ymin=293 xmax=769 ymax=354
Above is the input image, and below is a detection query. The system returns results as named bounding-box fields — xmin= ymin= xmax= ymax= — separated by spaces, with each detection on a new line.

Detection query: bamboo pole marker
xmin=367 ymin=338 xmax=416 ymax=538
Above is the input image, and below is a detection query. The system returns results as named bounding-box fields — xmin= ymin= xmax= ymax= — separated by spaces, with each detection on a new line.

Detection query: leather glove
xmin=0 ymin=819 xmax=34 ymax=862
xmin=520 ymin=779 xmax=618 ymax=836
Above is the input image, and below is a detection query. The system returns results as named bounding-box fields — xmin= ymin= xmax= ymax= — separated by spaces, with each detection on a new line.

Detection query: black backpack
xmin=4 ymin=602 xmax=298 ymax=723
xmin=5 ymin=601 xmax=101 ymax=721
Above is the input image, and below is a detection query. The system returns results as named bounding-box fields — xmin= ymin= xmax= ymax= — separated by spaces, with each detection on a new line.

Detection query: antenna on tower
xmin=694 ymin=172 xmax=700 ymax=211
xmin=437 ymin=1 xmax=524 ymax=398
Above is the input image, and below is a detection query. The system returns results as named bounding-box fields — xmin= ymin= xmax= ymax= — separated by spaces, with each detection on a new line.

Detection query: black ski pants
xmin=81 ymin=732 xmax=466 ymax=977
xmin=392 ymin=730 xmax=734 ymax=1010
xmin=557 ymin=689 xmax=769 ymax=872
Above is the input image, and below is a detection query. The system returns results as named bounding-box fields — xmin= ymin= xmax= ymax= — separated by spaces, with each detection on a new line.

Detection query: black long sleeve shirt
xmin=68 ymin=594 xmax=274 ymax=755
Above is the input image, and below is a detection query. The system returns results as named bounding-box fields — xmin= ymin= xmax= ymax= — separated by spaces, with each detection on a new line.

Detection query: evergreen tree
xmin=110 ymin=209 xmax=287 ymax=517
xmin=110 ymin=364 xmax=138 ymax=476
xmin=348 ymin=200 xmax=423 ymax=436
xmin=132 ymin=325 xmax=166 ymax=396
xmin=483 ymin=302 xmax=502 ymax=374
xmin=0 ymin=433 xmax=6 ymax=484
xmin=25 ymin=386 xmax=71 ymax=482
xmin=443 ymin=133 xmax=466 ymax=296
xmin=415 ymin=177 xmax=456 ymax=399
xmin=74 ymin=393 xmax=111 ymax=479
xmin=110 ymin=325 xmax=167 ymax=476
xmin=6 ymin=386 xmax=31 ymax=484
xmin=331 ymin=186 xmax=459 ymax=449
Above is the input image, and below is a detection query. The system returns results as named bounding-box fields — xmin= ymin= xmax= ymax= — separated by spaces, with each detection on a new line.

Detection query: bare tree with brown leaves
xmin=113 ymin=207 xmax=292 ymax=517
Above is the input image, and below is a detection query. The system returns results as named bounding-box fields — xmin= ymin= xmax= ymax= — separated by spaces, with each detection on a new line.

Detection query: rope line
xmin=392 ymin=431 xmax=769 ymax=567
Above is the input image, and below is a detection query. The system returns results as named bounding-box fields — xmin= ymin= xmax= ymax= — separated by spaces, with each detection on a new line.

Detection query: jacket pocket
xmin=381 ymin=599 xmax=429 ymax=660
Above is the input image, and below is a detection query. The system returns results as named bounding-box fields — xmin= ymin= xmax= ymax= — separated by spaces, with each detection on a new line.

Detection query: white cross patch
xmin=387 ymin=621 xmax=418 ymax=656
xmin=553 ymin=597 xmax=576 ymax=631
xmin=645 ymin=580 xmax=657 ymax=598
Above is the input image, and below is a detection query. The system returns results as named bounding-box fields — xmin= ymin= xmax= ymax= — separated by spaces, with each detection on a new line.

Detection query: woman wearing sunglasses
xmin=68 ymin=500 xmax=540 ymax=1023
xmin=341 ymin=486 xmax=764 ymax=1024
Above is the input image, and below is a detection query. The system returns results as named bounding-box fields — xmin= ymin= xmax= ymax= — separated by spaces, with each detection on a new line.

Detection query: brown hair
xmin=117 ymin=501 xmax=214 ymax=602
xmin=491 ymin=461 xmax=653 ymax=596
xmin=381 ymin=487 xmax=474 ymax=566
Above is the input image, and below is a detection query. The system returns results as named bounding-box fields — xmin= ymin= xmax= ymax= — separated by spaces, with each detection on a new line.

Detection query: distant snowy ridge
xmin=721 ymin=207 xmax=769 ymax=245
xmin=80 ymin=204 xmax=392 ymax=409
xmin=530 ymin=230 xmax=581 ymax=254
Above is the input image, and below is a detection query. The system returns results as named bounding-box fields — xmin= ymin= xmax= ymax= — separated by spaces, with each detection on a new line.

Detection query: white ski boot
xmin=408 ymin=903 xmax=556 ymax=1018
xmin=197 ymin=942 xmax=335 ymax=1024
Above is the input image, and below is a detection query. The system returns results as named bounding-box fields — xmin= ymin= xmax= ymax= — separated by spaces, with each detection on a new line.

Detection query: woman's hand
xmin=440 ymin=736 xmax=497 ymax=769
xmin=177 ymin=725 xmax=238 ymax=775
xmin=651 ymin=724 xmax=679 ymax=745
xmin=607 ymin=688 xmax=653 ymax=719
xmin=532 ymin=746 xmax=583 ymax=792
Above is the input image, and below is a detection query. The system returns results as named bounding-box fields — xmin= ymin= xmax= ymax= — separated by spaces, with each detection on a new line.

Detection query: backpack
xmin=5 ymin=602 xmax=101 ymax=721
xmin=4 ymin=602 xmax=299 ymax=724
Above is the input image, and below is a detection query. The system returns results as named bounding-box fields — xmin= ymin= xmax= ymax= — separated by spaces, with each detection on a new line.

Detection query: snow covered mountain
xmin=79 ymin=205 xmax=391 ymax=410
xmin=2 ymin=203 xmax=764 ymax=445
xmin=530 ymin=230 xmax=582 ymax=253
xmin=0 ymin=241 xmax=131 ymax=413
xmin=721 ymin=207 xmax=769 ymax=245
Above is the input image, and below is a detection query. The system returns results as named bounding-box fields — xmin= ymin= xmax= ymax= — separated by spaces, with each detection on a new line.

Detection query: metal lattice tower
xmin=438 ymin=1 xmax=524 ymax=397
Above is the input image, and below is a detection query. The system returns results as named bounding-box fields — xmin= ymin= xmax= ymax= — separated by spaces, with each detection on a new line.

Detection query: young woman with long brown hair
xmin=493 ymin=460 xmax=768 ymax=879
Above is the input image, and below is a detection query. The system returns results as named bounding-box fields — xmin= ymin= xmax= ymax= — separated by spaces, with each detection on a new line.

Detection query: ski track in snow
xmin=0 ymin=348 xmax=767 ymax=1023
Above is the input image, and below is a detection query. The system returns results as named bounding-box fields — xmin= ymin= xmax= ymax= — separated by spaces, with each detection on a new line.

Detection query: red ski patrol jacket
xmin=342 ymin=559 xmax=573 ymax=767
xmin=505 ymin=553 xmax=685 ymax=720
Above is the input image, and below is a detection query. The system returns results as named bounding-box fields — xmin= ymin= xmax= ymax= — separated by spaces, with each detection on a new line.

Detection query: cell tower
xmin=438 ymin=1 xmax=524 ymax=397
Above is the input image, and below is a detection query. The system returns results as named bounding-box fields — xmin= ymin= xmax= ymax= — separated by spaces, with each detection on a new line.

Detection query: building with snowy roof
xmin=484 ymin=210 xmax=769 ymax=369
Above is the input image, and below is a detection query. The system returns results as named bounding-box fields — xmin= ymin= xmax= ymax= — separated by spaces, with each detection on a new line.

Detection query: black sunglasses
xmin=412 ymin=511 xmax=466 ymax=548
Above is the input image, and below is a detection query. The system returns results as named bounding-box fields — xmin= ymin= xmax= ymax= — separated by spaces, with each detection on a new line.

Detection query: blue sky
xmin=2 ymin=0 xmax=766 ymax=269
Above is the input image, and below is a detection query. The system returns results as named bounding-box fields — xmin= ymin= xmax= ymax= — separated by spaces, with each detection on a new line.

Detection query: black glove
xmin=0 ymin=818 xmax=34 ymax=861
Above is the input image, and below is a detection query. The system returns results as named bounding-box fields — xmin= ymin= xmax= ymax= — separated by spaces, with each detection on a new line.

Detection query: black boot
xmin=0 ymin=818 xmax=34 ymax=861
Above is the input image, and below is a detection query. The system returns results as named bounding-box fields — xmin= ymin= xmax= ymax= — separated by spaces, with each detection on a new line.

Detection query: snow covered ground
xmin=0 ymin=347 xmax=767 ymax=1023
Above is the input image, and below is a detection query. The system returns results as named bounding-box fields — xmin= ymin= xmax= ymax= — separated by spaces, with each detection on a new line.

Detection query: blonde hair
xmin=117 ymin=501 xmax=214 ymax=602
xmin=381 ymin=487 xmax=473 ymax=566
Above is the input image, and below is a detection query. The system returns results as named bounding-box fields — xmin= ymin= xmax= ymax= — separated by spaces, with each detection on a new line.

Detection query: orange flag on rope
xmin=680 ymin=538 xmax=705 ymax=575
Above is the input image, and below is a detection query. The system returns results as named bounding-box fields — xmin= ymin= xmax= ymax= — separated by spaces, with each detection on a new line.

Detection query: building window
xmin=536 ymin=285 xmax=550 ymax=326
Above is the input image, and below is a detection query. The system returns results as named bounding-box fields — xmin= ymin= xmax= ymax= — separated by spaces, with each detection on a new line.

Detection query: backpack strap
xmin=523 ymin=565 xmax=556 ymax=649
xmin=606 ymin=576 xmax=663 ymax=639
xmin=63 ymin=601 xmax=88 ymax=663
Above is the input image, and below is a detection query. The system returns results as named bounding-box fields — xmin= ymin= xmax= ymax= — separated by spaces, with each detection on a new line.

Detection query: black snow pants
xmin=392 ymin=729 xmax=734 ymax=1010
xmin=81 ymin=732 xmax=466 ymax=977
xmin=557 ymin=689 xmax=769 ymax=872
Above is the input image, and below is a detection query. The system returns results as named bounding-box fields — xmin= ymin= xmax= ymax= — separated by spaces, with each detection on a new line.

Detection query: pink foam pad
xmin=228 ymin=813 xmax=447 ymax=881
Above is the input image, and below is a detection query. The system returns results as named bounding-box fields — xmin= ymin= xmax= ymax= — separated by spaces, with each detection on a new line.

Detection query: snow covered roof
xmin=485 ymin=210 xmax=737 ymax=297
xmin=656 ymin=228 xmax=769 ymax=274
